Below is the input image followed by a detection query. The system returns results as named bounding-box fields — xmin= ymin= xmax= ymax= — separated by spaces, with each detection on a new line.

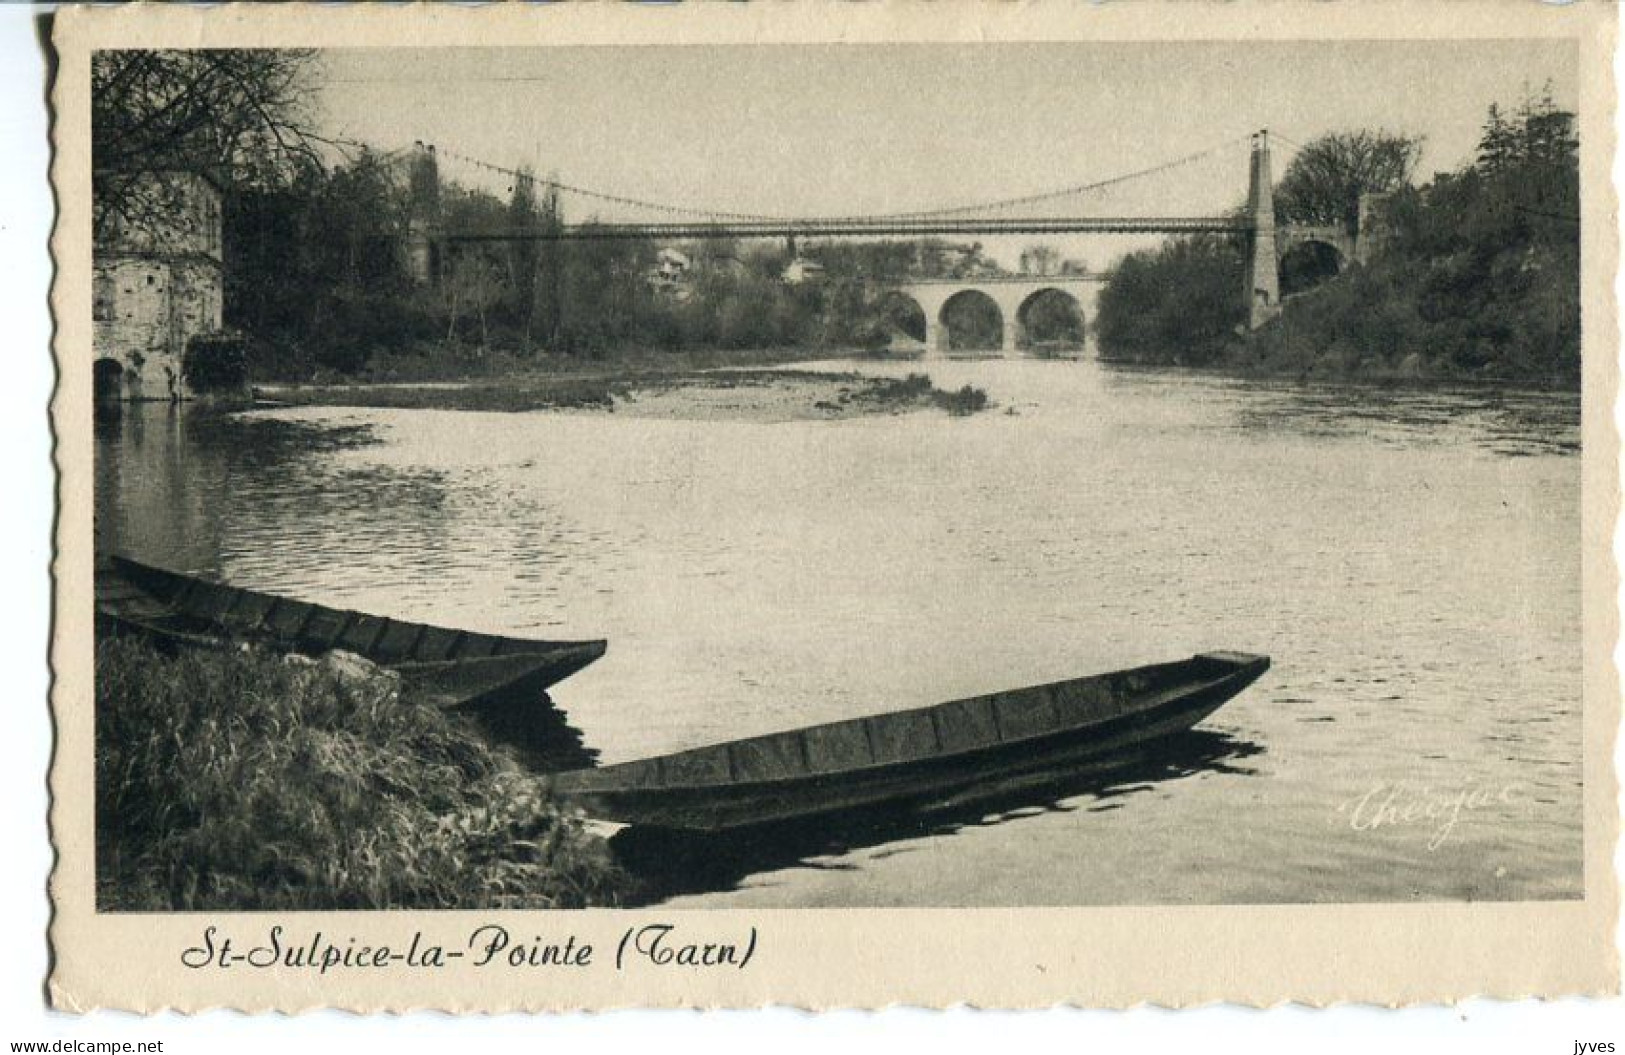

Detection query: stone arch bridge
xmin=880 ymin=275 xmax=1105 ymax=357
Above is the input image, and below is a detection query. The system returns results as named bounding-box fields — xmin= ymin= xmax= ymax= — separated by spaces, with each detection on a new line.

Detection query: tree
xmin=92 ymin=49 xmax=324 ymax=237
xmin=533 ymin=177 xmax=566 ymax=349
xmin=1474 ymin=84 xmax=1577 ymax=179
xmin=1475 ymin=103 xmax=1519 ymax=175
xmin=1095 ymin=234 xmax=1245 ymax=365
xmin=1274 ymin=130 xmax=1423 ymax=234
xmin=443 ymin=250 xmax=506 ymax=350
xmin=555 ymin=227 xmax=655 ymax=354
xmin=225 ymin=152 xmax=424 ymax=377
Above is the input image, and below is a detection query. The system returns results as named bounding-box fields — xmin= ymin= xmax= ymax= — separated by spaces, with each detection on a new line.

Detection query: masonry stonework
xmin=93 ymin=171 xmax=224 ymax=401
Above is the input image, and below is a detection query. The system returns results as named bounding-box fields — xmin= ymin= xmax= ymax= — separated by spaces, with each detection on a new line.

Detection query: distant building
xmin=647 ymin=246 xmax=692 ymax=300
xmin=781 ymin=257 xmax=827 ymax=285
xmin=1018 ymin=247 xmax=1059 ymax=277
xmin=707 ymin=254 xmax=747 ymax=280
xmin=920 ymin=241 xmax=1001 ymax=279
xmin=93 ymin=170 xmax=224 ymax=401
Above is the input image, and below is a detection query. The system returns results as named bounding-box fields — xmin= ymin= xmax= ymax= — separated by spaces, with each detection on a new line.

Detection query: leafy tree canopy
xmin=1274 ymin=130 xmax=1423 ymax=234
xmin=1477 ymin=82 xmax=1578 ymax=177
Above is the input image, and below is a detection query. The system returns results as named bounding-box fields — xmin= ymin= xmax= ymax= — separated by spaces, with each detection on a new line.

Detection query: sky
xmin=317 ymin=41 xmax=1578 ymax=268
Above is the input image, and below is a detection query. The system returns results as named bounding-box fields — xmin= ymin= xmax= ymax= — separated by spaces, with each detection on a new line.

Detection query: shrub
xmin=182 ymin=331 xmax=249 ymax=394
xmin=95 ymin=637 xmax=630 ymax=911
xmin=860 ymin=373 xmax=989 ymax=416
xmin=1095 ymin=235 xmax=1247 ymax=366
xmin=891 ymin=372 xmax=934 ymax=398
xmin=933 ymin=384 xmax=990 ymax=416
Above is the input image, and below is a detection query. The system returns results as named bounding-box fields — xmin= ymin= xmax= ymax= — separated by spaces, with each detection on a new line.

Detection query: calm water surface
xmin=96 ymin=358 xmax=1583 ymax=905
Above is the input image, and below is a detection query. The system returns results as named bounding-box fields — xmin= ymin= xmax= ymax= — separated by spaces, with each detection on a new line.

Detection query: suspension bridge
xmin=392 ymin=130 xmax=1374 ymax=350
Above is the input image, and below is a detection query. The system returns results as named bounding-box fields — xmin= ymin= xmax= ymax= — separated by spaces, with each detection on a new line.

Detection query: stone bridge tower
xmin=1244 ymin=130 xmax=1280 ymax=330
xmin=405 ymin=142 xmax=441 ymax=285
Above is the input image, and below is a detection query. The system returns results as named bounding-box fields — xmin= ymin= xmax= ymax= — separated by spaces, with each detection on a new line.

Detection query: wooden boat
xmin=550 ymin=651 xmax=1269 ymax=831
xmin=96 ymin=554 xmax=607 ymax=710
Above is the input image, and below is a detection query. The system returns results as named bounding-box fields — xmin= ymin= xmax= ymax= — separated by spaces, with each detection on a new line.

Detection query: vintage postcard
xmin=48 ymin=1 xmax=1619 ymax=1011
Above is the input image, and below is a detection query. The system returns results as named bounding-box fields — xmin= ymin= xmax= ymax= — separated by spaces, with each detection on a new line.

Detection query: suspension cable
xmin=425 ymin=134 xmax=1254 ymax=226
xmin=863 ymin=133 xmax=1253 ymax=220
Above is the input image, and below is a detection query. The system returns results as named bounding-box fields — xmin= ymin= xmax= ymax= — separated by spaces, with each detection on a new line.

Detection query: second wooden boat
xmin=551 ymin=651 xmax=1269 ymax=831
xmin=96 ymin=554 xmax=607 ymax=710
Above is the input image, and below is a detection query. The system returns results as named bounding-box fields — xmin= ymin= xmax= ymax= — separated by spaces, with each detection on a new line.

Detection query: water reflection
xmin=1092 ymin=366 xmax=1581 ymax=457
xmin=465 ymin=689 xmax=598 ymax=773
xmin=97 ymin=404 xmax=604 ymax=773
xmin=1229 ymin=380 xmax=1579 ymax=456
xmin=96 ymin=405 xmax=382 ymax=577
xmin=95 ymin=358 xmax=1584 ymax=905
xmin=610 ymin=729 xmax=1263 ymax=904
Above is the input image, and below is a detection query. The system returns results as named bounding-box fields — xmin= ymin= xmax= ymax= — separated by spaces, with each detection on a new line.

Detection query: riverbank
xmin=1096 ymin=347 xmax=1579 ymax=390
xmin=95 ymin=637 xmax=635 ymax=911
xmin=1096 ymin=266 xmax=1580 ymax=390
xmin=258 ymin=342 xmax=853 ymax=386
xmin=1095 ymin=101 xmax=1578 ymax=390
xmin=257 ymin=367 xmax=991 ymax=422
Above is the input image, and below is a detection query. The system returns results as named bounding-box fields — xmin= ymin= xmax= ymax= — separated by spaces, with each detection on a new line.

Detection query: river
xmin=95 ymin=357 xmax=1583 ymax=906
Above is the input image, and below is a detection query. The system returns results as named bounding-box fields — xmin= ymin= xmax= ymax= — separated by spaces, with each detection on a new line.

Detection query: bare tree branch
xmin=93 ymin=49 xmax=323 ymax=237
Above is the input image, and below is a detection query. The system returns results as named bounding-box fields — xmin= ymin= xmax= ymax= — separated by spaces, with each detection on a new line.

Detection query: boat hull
xmin=96 ymin=555 xmax=607 ymax=708
xmin=552 ymin=652 xmax=1268 ymax=832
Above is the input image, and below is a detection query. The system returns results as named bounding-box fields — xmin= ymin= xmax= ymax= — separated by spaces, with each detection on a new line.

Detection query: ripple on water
xmin=96 ymin=361 xmax=1582 ymax=906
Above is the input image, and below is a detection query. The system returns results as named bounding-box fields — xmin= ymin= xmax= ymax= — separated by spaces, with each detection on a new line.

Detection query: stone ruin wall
xmin=93 ymin=172 xmax=224 ymax=400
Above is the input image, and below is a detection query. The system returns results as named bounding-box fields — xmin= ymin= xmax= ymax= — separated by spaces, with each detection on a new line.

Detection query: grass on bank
xmin=95 ymin=636 xmax=631 ymax=912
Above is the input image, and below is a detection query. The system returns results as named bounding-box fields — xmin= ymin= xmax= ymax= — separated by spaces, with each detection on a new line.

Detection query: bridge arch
xmin=873 ymin=290 xmax=927 ymax=347
xmin=1015 ymin=287 xmax=1086 ymax=353
xmin=939 ymin=289 xmax=1004 ymax=354
xmin=1279 ymin=238 xmax=1345 ymax=297
xmin=887 ymin=277 xmax=1101 ymax=357
xmin=94 ymin=358 xmax=126 ymax=410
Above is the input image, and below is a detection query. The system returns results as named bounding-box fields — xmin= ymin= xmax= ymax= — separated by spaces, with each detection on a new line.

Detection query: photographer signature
xmin=1337 ymin=781 xmax=1525 ymax=850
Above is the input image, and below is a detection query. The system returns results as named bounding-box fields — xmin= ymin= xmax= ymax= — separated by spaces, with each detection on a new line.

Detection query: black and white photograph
xmin=88 ymin=36 xmax=1589 ymax=911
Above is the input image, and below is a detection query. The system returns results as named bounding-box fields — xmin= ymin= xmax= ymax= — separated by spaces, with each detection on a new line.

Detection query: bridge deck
xmin=894 ymin=275 xmax=1107 ymax=286
xmin=437 ymin=216 xmax=1249 ymax=242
